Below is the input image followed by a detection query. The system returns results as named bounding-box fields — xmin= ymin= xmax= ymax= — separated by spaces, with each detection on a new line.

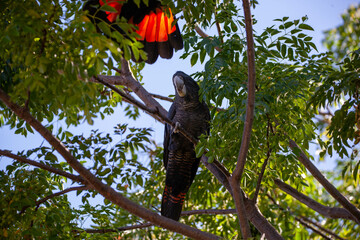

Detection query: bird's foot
xmin=173 ymin=122 xmax=181 ymax=134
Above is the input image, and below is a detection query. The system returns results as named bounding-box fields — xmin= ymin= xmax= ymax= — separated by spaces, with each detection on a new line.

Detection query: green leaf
xmin=97 ymin=22 xmax=112 ymax=36
xmin=354 ymin=160 xmax=360 ymax=182
xmin=100 ymin=4 xmax=118 ymax=13
xmin=195 ymin=145 xmax=205 ymax=158
xmin=281 ymin=44 xmax=287 ymax=57
xmin=191 ymin=52 xmax=198 ymax=66
xmin=298 ymin=23 xmax=314 ymax=31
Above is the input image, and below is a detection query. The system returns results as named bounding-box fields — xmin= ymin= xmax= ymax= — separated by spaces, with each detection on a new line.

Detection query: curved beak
xmin=173 ymin=75 xmax=187 ymax=97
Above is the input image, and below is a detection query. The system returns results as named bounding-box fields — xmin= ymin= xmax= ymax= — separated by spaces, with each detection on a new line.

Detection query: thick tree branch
xmin=232 ymin=0 xmax=256 ymax=185
xmin=244 ymin=198 xmax=283 ymax=239
xmin=0 ymin=88 xmax=220 ymax=240
xmin=0 ymin=150 xmax=86 ymax=184
xmin=201 ymin=156 xmax=232 ymax=195
xmin=228 ymin=0 xmax=257 ymax=238
xmin=274 ymin=179 xmax=356 ymax=221
xmin=91 ymin=74 xmax=225 ymax=112
xmin=288 ymin=139 xmax=360 ymax=224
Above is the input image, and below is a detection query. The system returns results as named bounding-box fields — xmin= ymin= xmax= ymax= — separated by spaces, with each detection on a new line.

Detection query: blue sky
xmin=0 ymin=0 xmax=357 ymax=169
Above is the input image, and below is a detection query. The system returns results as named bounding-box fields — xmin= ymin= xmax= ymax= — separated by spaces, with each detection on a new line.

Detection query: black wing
xmin=163 ymin=103 xmax=176 ymax=168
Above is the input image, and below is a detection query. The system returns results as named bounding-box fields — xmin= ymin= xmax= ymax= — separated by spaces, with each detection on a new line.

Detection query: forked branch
xmin=289 ymin=139 xmax=360 ymax=224
xmin=275 ymin=179 xmax=355 ymax=221
xmin=0 ymin=88 xmax=220 ymax=240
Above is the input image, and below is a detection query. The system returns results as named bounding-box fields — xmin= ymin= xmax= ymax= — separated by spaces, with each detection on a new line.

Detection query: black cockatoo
xmin=162 ymin=71 xmax=210 ymax=221
xmin=83 ymin=0 xmax=183 ymax=64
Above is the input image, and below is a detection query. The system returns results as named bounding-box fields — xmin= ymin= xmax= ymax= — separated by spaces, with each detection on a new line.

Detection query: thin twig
xmin=82 ymin=222 xmax=153 ymax=233
xmin=194 ymin=25 xmax=222 ymax=52
xmin=0 ymin=149 xmax=86 ymax=184
xmin=20 ymin=186 xmax=89 ymax=214
xmin=83 ymin=209 xmax=238 ymax=234
xmin=300 ymin=216 xmax=346 ymax=240
xmin=215 ymin=21 xmax=223 ymax=43
xmin=252 ymin=120 xmax=272 ymax=202
xmin=296 ymin=217 xmax=331 ymax=240
xmin=150 ymin=93 xmax=173 ymax=102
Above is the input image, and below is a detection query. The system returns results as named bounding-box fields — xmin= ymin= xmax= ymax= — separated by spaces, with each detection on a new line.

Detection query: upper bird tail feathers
xmin=161 ymin=185 xmax=186 ymax=221
xmin=83 ymin=0 xmax=183 ymax=64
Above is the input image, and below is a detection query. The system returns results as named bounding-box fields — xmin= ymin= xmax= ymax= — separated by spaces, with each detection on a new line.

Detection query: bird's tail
xmin=161 ymin=185 xmax=186 ymax=221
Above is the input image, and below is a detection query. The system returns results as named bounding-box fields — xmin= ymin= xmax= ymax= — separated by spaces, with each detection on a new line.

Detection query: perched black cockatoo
xmin=83 ymin=0 xmax=183 ymax=64
xmin=162 ymin=71 xmax=210 ymax=221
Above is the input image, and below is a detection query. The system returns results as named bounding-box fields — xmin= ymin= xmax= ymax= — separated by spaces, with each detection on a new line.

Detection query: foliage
xmin=323 ymin=3 xmax=360 ymax=61
xmin=0 ymin=0 xmax=359 ymax=239
xmin=0 ymin=165 xmax=77 ymax=239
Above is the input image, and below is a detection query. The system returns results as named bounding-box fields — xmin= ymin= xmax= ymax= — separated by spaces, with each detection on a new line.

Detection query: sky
xmin=0 ymin=0 xmax=358 ymax=208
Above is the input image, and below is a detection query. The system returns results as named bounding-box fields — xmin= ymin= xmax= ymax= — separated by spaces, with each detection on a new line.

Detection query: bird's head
xmin=172 ymin=71 xmax=200 ymax=101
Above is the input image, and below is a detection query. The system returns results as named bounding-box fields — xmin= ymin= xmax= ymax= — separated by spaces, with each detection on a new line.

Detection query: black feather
xmin=83 ymin=0 xmax=183 ymax=64
xmin=161 ymin=71 xmax=210 ymax=221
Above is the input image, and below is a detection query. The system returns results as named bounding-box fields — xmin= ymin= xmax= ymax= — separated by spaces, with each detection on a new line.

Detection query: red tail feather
xmin=85 ymin=0 xmax=183 ymax=63
xmin=161 ymin=185 xmax=186 ymax=221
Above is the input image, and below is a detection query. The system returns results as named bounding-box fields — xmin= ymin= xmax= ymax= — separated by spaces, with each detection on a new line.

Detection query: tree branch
xmin=267 ymin=193 xmax=345 ymax=240
xmin=274 ymin=179 xmax=356 ymax=221
xmin=296 ymin=217 xmax=331 ymax=240
xmin=20 ymin=186 xmax=89 ymax=214
xmin=94 ymin=76 xmax=163 ymax=123
xmin=201 ymin=156 xmax=232 ymax=195
xmin=201 ymin=157 xmax=283 ymax=239
xmin=150 ymin=93 xmax=173 ymax=102
xmin=194 ymin=25 xmax=223 ymax=52
xmin=81 ymin=209 xmax=237 ymax=234
xmin=77 ymin=59 xmax=282 ymax=238
xmin=0 ymin=88 xmax=220 ymax=240
xmin=228 ymin=0 xmax=257 ymax=238
xmin=288 ymin=139 xmax=360 ymax=224
xmin=252 ymin=120 xmax=272 ymax=202
xmin=232 ymin=0 xmax=256 ymax=185
xmin=35 ymin=185 xmax=89 ymax=207
xmin=0 ymin=149 xmax=86 ymax=185
xmin=91 ymin=74 xmax=225 ymax=112
xmin=195 ymin=25 xmax=222 ymax=52
xmin=300 ymin=216 xmax=346 ymax=240
xmin=82 ymin=222 xmax=153 ymax=234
